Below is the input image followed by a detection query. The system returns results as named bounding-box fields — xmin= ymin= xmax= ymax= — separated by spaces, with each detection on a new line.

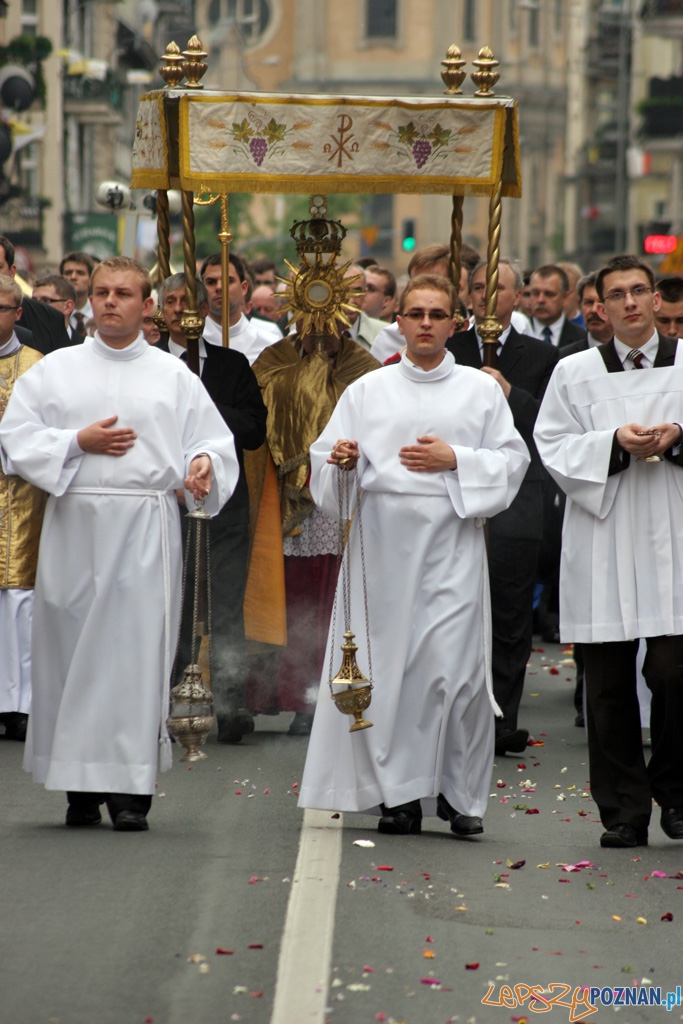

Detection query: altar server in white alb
xmin=0 ymin=257 xmax=238 ymax=832
xmin=534 ymin=254 xmax=683 ymax=850
xmin=298 ymin=274 xmax=529 ymax=838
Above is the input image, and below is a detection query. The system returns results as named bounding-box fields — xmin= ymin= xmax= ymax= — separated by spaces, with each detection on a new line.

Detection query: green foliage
xmin=0 ymin=35 xmax=53 ymax=108
xmin=170 ymin=193 xmax=368 ymax=274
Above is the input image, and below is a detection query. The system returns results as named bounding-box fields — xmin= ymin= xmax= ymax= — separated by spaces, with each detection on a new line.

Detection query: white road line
xmin=270 ymin=808 xmax=343 ymax=1024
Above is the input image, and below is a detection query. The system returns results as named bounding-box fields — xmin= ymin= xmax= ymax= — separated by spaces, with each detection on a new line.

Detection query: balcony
xmin=638 ymin=76 xmax=683 ymax=137
xmin=641 ymin=0 xmax=683 ymax=37
xmin=62 ymin=70 xmax=124 ymax=124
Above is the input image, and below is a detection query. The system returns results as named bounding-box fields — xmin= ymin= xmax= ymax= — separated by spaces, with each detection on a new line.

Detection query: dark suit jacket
xmin=447 ymin=325 xmax=560 ymax=539
xmin=155 ymin=338 xmax=267 ymax=511
xmin=558 ymin=318 xmax=588 ymax=350
xmin=19 ymin=296 xmax=71 ymax=354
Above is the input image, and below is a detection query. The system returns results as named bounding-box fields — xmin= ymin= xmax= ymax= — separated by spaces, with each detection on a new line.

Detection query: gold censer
xmin=327 ymin=459 xmax=374 ymax=732
xmin=167 ymin=502 xmax=214 ymax=759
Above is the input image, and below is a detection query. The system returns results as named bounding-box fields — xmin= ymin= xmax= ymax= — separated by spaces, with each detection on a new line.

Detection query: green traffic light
xmin=402 ymin=237 xmax=416 ymax=252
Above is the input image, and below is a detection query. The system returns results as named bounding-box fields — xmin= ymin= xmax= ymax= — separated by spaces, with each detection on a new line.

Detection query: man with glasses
xmin=0 ymin=235 xmax=69 ymax=354
xmin=535 ymin=254 xmax=683 ymax=849
xmin=32 ymin=275 xmax=85 ymax=344
xmin=298 ymin=274 xmax=529 ymax=838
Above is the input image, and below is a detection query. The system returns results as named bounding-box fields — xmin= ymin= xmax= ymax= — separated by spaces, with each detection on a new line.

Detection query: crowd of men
xmin=0 ymin=229 xmax=682 ymax=849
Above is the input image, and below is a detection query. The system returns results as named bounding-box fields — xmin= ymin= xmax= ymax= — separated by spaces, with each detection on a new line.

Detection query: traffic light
xmin=0 ymin=64 xmax=35 ymax=112
xmin=401 ymin=218 xmax=417 ymax=252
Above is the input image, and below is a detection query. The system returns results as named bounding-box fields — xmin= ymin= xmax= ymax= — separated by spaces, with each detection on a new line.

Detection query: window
xmin=21 ymin=0 xmax=38 ymax=37
xmin=207 ymin=0 xmax=271 ymax=44
xmin=463 ymin=0 xmax=476 ymax=42
xmin=528 ymin=5 xmax=540 ymax=47
xmin=366 ymin=0 xmax=397 ymax=40
xmin=554 ymin=0 xmax=563 ymax=33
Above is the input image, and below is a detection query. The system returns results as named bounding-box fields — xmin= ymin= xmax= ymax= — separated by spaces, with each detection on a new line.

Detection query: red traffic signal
xmin=644 ymin=234 xmax=677 ymax=255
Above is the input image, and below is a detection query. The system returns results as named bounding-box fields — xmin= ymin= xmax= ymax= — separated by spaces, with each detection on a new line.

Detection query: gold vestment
xmin=252 ymin=334 xmax=380 ymax=535
xmin=0 ymin=346 xmax=47 ymax=588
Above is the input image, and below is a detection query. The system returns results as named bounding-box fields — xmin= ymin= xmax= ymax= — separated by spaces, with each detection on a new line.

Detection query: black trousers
xmin=67 ymin=792 xmax=152 ymax=815
xmin=488 ymin=533 xmax=540 ymax=733
xmin=175 ymin=503 xmax=250 ymax=715
xmin=583 ymin=635 xmax=683 ymax=830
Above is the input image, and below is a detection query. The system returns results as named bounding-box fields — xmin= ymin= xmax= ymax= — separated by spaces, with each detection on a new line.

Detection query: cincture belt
xmin=67 ymin=487 xmax=176 ymax=771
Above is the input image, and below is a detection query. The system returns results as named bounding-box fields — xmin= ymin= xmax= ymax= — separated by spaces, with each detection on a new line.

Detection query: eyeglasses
xmin=0 ymin=304 xmax=19 ymax=313
xmin=402 ymin=309 xmax=451 ymax=321
xmin=603 ymin=286 xmax=652 ymax=303
xmin=37 ymin=296 xmax=68 ymax=305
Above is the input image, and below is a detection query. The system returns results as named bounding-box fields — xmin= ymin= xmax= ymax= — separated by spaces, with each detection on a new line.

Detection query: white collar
xmin=399 ymin=348 xmax=455 ymax=381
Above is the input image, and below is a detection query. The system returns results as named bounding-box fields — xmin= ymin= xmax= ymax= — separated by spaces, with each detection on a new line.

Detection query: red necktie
xmin=627 ymin=349 xmax=645 ymax=369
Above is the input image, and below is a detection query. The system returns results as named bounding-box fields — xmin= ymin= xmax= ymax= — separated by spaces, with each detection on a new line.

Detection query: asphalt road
xmin=1 ymin=642 xmax=682 ymax=1024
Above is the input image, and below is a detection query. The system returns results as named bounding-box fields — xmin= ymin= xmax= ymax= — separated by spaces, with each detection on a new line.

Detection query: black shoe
xmin=436 ymin=794 xmax=484 ymax=838
xmin=494 ymin=728 xmax=529 ymax=756
xmin=288 ymin=712 xmax=314 ymax=736
xmin=65 ymin=805 xmax=102 ymax=828
xmin=112 ymin=810 xmax=149 ymax=832
xmin=3 ymin=712 xmax=28 ymax=741
xmin=216 ymin=709 xmax=254 ymax=744
xmin=660 ymin=807 xmax=683 ymax=840
xmin=378 ymin=800 xmax=422 ymax=835
xmin=574 ymin=713 xmax=585 ymax=728
xmin=600 ymin=823 xmax=648 ymax=848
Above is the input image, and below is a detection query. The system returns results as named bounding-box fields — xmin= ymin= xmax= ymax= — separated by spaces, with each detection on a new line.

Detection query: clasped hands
xmin=77 ymin=415 xmax=212 ymax=500
xmin=328 ymin=436 xmax=456 ymax=472
xmin=616 ymin=422 xmax=682 ymax=458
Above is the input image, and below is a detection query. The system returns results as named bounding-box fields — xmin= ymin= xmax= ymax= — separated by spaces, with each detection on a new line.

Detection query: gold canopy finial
xmin=182 ymin=35 xmax=208 ymax=89
xmin=471 ymin=45 xmax=500 ymax=97
xmin=159 ymin=40 xmax=185 ymax=88
xmin=441 ymin=44 xmax=467 ymax=95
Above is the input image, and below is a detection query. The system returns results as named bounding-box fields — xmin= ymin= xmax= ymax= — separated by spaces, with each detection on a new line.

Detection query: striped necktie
xmin=626 ymin=348 xmax=645 ymax=369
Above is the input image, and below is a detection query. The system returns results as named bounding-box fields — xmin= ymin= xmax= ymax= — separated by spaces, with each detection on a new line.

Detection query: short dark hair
xmin=365 ymin=265 xmax=397 ymax=298
xmin=531 ymin=264 xmax=570 ymax=294
xmin=577 ymin=271 xmax=598 ymax=302
xmin=460 ymin=242 xmax=481 ymax=273
xmin=595 ymin=255 xmax=655 ymax=302
xmin=251 ymin=256 xmax=277 ymax=275
xmin=0 ymin=234 xmax=15 ymax=268
xmin=399 ymin=273 xmax=457 ymax=315
xmin=408 ymin=244 xmax=450 ymax=276
xmin=33 ymin=274 xmax=77 ymax=303
xmin=59 ymin=251 xmax=96 ymax=276
xmin=656 ymin=274 xmax=683 ymax=304
xmin=200 ymin=251 xmax=248 ymax=283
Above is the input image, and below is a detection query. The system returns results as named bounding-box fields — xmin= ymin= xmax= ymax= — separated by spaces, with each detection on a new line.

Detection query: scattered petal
xmin=425 ymin=935 xmax=433 ymax=942
xmin=662 ymin=912 xmax=674 ymax=921
xmin=248 ymin=943 xmax=264 ymax=949
xmin=352 ymin=839 xmax=375 ymax=848
xmin=506 ymin=859 xmax=526 ymax=869
xmin=346 ymin=983 xmax=371 ymax=991
xmin=331 ymin=812 xmax=340 ymax=818
xmin=636 ymin=917 xmax=647 ymax=925
xmin=537 ymin=863 xmax=550 ymax=869
xmin=362 ymin=965 xmax=375 ymax=973
xmin=525 ymin=808 xmax=540 ymax=814
xmin=651 ymin=870 xmax=667 ymax=878
xmin=423 ymin=949 xmax=435 ymax=958
xmin=420 ymin=977 xmax=442 ymax=985
xmin=187 ymin=954 xmax=206 ymax=963
xmin=376 ymin=865 xmax=394 ymax=871
xmin=249 ymin=991 xmax=263 ymax=998
xmin=612 ymin=915 xmax=622 ymax=921
xmin=215 ymin=948 xmax=234 ymax=955
xmin=465 ymin=962 xmax=480 ymax=970
xmin=198 ymin=963 xmax=210 ymax=975
xmin=248 ymin=876 xmax=262 ymax=885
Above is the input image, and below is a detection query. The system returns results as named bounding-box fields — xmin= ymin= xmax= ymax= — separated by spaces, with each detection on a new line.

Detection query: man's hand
xmin=615 ymin=422 xmax=680 ymax=458
xmin=481 ymin=365 xmax=512 ymax=399
xmin=649 ymin=422 xmax=683 ymax=454
xmin=327 ymin=438 xmax=360 ymax=466
xmin=184 ymin=454 xmax=212 ymax=500
xmin=77 ymin=416 xmax=136 ymax=456
xmin=400 ymin=436 xmax=457 ymax=472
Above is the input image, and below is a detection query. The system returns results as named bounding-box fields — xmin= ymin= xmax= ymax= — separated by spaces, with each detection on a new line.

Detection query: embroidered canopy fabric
xmin=131 ymin=90 xmax=520 ymax=197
